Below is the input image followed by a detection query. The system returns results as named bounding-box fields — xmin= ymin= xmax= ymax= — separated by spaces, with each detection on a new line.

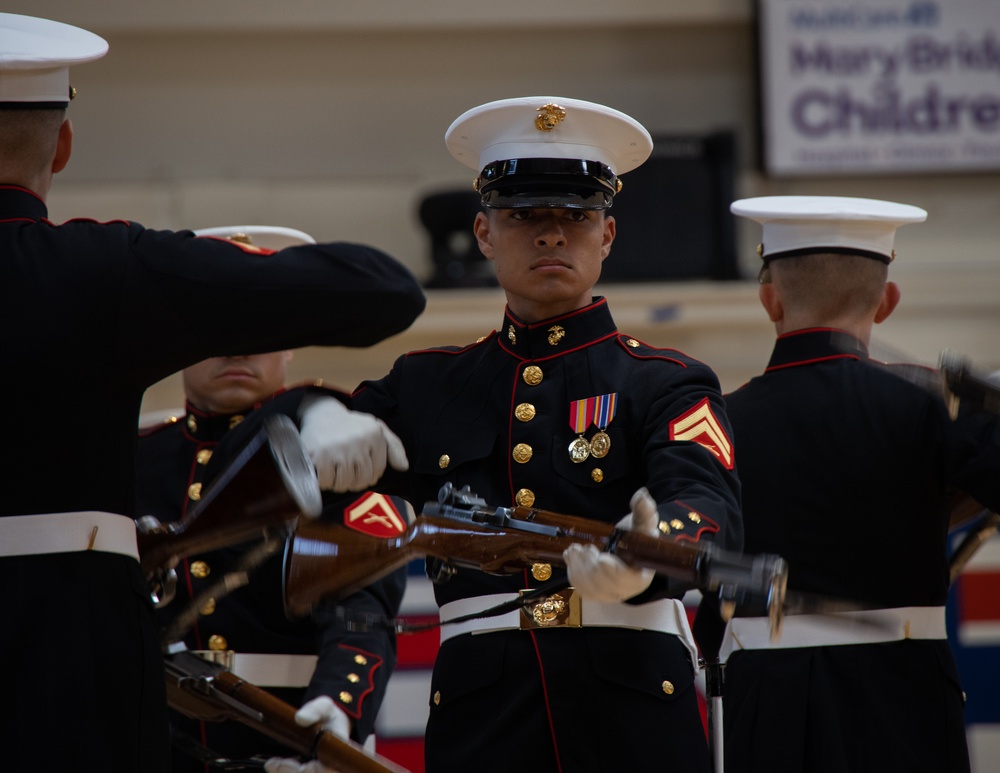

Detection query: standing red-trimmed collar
xmin=765 ymin=328 xmax=867 ymax=372
xmin=0 ymin=184 xmax=49 ymax=221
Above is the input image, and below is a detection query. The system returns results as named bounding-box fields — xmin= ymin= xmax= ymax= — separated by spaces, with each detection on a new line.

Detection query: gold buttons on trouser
xmin=515 ymin=489 xmax=535 ymax=507
xmin=208 ymin=634 xmax=228 ymax=651
xmin=531 ymin=563 xmax=552 ymax=581
xmin=512 ymin=444 xmax=533 ymax=463
xmin=662 ymin=681 xmax=675 ymax=695
xmin=190 ymin=561 xmax=210 ymax=579
xmin=196 ymin=449 xmax=213 ymax=465
xmin=514 ymin=403 xmax=536 ymax=422
xmin=200 ymin=598 xmax=216 ymax=616
xmin=439 ymin=454 xmax=450 ymax=469
xmin=591 ymin=468 xmax=604 ymax=483
xmin=188 ymin=482 xmax=202 ymax=501
xmin=522 ymin=366 xmax=543 ymax=386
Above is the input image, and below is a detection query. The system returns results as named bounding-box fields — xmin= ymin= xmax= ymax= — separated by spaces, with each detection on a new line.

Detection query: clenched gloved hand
xmin=264 ymin=696 xmax=351 ymax=773
xmin=563 ymin=487 xmax=659 ymax=603
xmin=299 ymin=396 xmax=408 ymax=493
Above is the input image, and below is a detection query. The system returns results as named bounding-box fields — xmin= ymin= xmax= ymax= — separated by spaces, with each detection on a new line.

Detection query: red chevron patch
xmin=669 ymin=398 xmax=734 ymax=469
xmin=344 ymin=492 xmax=407 ymax=537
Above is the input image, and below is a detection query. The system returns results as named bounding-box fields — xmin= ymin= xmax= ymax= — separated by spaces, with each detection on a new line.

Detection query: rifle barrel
xmin=165 ymin=650 xmax=410 ymax=773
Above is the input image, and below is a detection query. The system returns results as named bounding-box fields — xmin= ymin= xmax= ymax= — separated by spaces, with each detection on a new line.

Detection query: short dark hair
xmin=770 ymin=252 xmax=887 ymax=319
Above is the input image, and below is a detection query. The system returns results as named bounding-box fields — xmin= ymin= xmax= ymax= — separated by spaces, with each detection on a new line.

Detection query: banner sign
xmin=758 ymin=0 xmax=1000 ymax=175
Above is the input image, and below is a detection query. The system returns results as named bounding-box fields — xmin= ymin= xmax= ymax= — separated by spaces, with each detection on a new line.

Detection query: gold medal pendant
xmin=568 ymin=435 xmax=591 ymax=463
xmin=589 ymin=430 xmax=611 ymax=458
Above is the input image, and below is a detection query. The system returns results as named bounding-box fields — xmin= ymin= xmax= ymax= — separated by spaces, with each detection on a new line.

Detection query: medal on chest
xmin=567 ymin=393 xmax=618 ymax=463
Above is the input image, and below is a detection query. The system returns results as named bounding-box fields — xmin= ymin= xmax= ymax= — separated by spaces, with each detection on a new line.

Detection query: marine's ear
xmin=52 ymin=118 xmax=74 ymax=174
xmin=874 ymin=281 xmax=901 ymax=325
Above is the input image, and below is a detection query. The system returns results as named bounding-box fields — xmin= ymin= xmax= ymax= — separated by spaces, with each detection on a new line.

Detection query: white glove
xmin=299 ymin=397 xmax=408 ymax=493
xmin=563 ymin=487 xmax=659 ymax=603
xmin=264 ymin=759 xmax=337 ymax=773
xmin=264 ymin=696 xmax=351 ymax=773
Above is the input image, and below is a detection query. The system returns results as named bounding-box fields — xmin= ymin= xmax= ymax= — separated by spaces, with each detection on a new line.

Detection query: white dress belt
xmin=191 ymin=651 xmax=319 ymax=688
xmin=0 ymin=511 xmax=139 ymax=560
xmin=439 ymin=593 xmax=699 ymax=670
xmin=719 ymin=605 xmax=947 ymax=662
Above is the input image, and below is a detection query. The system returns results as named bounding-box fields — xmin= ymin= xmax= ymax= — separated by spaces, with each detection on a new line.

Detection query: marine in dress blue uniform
xmin=697 ymin=197 xmax=1000 ymax=773
xmin=138 ymin=387 xmax=405 ymax=771
xmin=353 ymin=97 xmax=742 ymax=773
xmin=0 ymin=16 xmax=424 ymax=773
xmin=135 ymin=227 xmax=405 ymax=771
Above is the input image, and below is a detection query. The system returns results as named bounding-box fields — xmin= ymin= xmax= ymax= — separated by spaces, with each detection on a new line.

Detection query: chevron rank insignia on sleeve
xmin=344 ymin=492 xmax=407 ymax=537
xmin=669 ymin=398 xmax=734 ymax=469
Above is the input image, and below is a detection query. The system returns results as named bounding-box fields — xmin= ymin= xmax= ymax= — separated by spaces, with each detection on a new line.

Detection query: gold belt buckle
xmin=519 ymin=587 xmax=582 ymax=630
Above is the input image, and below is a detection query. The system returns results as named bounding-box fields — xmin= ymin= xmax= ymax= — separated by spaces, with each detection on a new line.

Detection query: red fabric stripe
xmin=960 ymin=572 xmax=1000 ymax=622
xmin=396 ymin=617 xmax=441 ymax=668
xmin=375 ymin=739 xmax=426 ymax=773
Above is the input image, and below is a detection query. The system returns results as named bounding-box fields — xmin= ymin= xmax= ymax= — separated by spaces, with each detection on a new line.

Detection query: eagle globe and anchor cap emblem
xmin=534 ymin=102 xmax=567 ymax=131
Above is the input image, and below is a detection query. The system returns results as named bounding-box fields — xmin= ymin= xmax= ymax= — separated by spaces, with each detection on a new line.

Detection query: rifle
xmin=939 ymin=350 xmax=1000 ymax=418
xmin=164 ymin=647 xmax=410 ymax=773
xmin=950 ymin=507 xmax=1000 ymax=585
xmin=283 ymin=483 xmax=789 ymax=639
xmin=137 ymin=414 xmax=322 ymax=604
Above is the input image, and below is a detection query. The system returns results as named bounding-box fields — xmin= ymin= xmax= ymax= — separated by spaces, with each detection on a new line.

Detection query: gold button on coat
xmin=188 ymin=482 xmax=202 ymax=501
xmin=591 ymin=468 xmax=604 ymax=483
xmin=514 ymin=403 xmax=536 ymax=422
xmin=522 ymin=365 xmax=543 ymax=386
xmin=338 ymin=692 xmax=353 ymax=704
xmin=438 ymin=454 xmax=450 ymax=469
xmin=662 ymin=680 xmax=675 ymax=695
xmin=347 ymin=673 xmax=360 ymax=684
xmin=190 ymin=561 xmax=210 ymax=579
xmin=354 ymin=654 xmax=368 ymax=666
xmin=200 ymin=598 xmax=216 ymax=616
xmin=512 ymin=443 xmax=533 ymax=463
xmin=515 ymin=489 xmax=535 ymax=507
xmin=433 ymin=691 xmax=441 ymax=705
xmin=531 ymin=563 xmax=552 ymax=581
xmin=196 ymin=449 xmax=213 ymax=465
xmin=208 ymin=634 xmax=228 ymax=651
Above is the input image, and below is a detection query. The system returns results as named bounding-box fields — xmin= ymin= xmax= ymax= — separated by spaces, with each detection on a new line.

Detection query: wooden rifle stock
xmin=138 ymin=415 xmax=321 ymax=578
xmin=164 ymin=649 xmax=410 ymax=773
xmin=283 ymin=484 xmax=787 ymax=624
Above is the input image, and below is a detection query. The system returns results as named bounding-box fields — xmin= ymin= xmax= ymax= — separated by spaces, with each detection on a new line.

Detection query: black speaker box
xmin=601 ymin=131 xmax=740 ymax=282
